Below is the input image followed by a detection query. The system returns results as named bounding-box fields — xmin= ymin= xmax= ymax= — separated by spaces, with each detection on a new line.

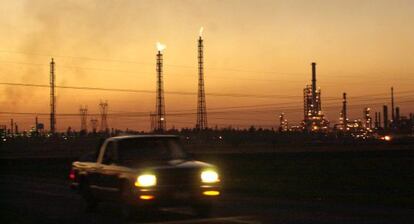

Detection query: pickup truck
xmin=69 ymin=135 xmax=220 ymax=217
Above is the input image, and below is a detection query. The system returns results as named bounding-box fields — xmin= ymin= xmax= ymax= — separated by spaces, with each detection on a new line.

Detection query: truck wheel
xmin=119 ymin=182 xmax=135 ymax=220
xmin=80 ymin=181 xmax=98 ymax=212
xmin=193 ymin=202 xmax=213 ymax=218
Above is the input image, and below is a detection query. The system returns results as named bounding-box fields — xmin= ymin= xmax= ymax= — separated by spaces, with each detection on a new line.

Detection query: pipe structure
xmin=383 ymin=105 xmax=388 ymax=129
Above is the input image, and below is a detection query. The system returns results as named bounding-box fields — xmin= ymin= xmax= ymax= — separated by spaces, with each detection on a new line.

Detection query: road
xmin=0 ymin=174 xmax=413 ymax=224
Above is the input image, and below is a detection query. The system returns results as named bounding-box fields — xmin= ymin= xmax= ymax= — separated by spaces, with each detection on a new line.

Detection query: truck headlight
xmin=135 ymin=174 xmax=157 ymax=187
xmin=201 ymin=170 xmax=219 ymax=183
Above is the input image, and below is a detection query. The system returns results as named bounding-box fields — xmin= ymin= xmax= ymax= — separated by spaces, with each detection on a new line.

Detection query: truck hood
xmin=143 ymin=159 xmax=215 ymax=171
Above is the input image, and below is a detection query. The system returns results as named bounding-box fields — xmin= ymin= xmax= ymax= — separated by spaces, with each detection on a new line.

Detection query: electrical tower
xmin=79 ymin=106 xmax=88 ymax=132
xmin=50 ymin=58 xmax=56 ymax=133
xmin=196 ymin=28 xmax=208 ymax=130
xmin=99 ymin=101 xmax=108 ymax=132
xmin=90 ymin=118 xmax=98 ymax=133
xmin=155 ymin=43 xmax=166 ymax=132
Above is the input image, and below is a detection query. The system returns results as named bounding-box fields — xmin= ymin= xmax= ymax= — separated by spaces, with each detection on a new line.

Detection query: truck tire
xmin=119 ymin=181 xmax=135 ymax=220
xmin=79 ymin=180 xmax=98 ymax=212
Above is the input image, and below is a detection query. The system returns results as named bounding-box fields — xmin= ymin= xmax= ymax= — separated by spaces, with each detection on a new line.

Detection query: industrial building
xmin=302 ymin=62 xmax=329 ymax=132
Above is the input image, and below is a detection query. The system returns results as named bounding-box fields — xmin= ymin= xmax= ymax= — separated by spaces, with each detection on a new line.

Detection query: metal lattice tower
xmin=79 ymin=106 xmax=88 ymax=132
xmin=50 ymin=58 xmax=56 ymax=133
xmin=99 ymin=101 xmax=109 ymax=132
xmin=90 ymin=118 xmax=98 ymax=133
xmin=155 ymin=49 xmax=166 ymax=132
xmin=196 ymin=34 xmax=208 ymax=130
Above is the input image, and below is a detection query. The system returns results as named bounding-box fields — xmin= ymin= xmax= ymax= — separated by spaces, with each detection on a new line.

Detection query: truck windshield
xmin=118 ymin=138 xmax=187 ymax=166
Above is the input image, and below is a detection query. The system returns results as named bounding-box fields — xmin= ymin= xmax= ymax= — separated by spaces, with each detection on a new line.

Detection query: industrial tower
xmin=99 ymin=101 xmax=108 ymax=132
xmin=279 ymin=113 xmax=288 ymax=132
xmin=364 ymin=107 xmax=372 ymax=129
xmin=35 ymin=116 xmax=39 ymax=133
xmin=303 ymin=62 xmax=329 ymax=132
xmin=50 ymin=58 xmax=56 ymax=133
xmin=10 ymin=119 xmax=13 ymax=135
xmin=391 ymin=87 xmax=395 ymax=122
xmin=79 ymin=106 xmax=88 ymax=132
xmin=155 ymin=43 xmax=166 ymax=132
xmin=340 ymin=92 xmax=348 ymax=130
xmin=383 ymin=105 xmax=388 ymax=129
xmin=196 ymin=28 xmax=208 ymax=130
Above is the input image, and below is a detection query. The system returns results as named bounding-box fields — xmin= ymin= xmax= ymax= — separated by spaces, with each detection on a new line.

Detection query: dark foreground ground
xmin=1 ymin=149 xmax=414 ymax=223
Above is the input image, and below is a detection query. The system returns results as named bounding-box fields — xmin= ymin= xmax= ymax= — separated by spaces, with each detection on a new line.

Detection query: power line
xmin=2 ymin=89 xmax=408 ymax=116
xmin=1 ymin=98 xmax=413 ymax=118
xmin=2 ymin=81 xmax=412 ymax=100
xmin=0 ymin=82 xmax=304 ymax=99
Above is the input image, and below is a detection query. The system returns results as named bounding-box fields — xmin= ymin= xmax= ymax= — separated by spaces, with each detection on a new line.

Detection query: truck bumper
xmin=130 ymin=185 xmax=220 ymax=208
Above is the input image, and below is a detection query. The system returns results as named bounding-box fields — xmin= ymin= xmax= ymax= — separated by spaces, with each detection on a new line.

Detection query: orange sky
xmin=0 ymin=0 xmax=413 ymax=132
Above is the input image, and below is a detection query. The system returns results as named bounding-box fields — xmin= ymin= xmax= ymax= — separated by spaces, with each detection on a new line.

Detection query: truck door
xmin=98 ymin=140 xmax=122 ymax=199
xmin=86 ymin=141 xmax=105 ymax=196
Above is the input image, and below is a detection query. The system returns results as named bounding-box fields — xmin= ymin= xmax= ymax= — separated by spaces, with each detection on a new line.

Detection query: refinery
xmin=2 ymin=2 xmax=414 ymax=224
xmin=0 ymin=28 xmax=413 ymax=142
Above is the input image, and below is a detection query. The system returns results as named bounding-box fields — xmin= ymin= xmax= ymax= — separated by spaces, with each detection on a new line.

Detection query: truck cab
xmin=70 ymin=135 xmax=220 ymax=217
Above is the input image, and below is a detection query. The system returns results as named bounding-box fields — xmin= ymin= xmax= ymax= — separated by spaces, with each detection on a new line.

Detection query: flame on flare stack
xmin=156 ymin=42 xmax=166 ymax=52
xmin=199 ymin=27 xmax=204 ymax=37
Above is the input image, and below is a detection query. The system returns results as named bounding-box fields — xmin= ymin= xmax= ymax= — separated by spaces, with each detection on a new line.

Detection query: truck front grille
xmin=156 ymin=168 xmax=200 ymax=188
